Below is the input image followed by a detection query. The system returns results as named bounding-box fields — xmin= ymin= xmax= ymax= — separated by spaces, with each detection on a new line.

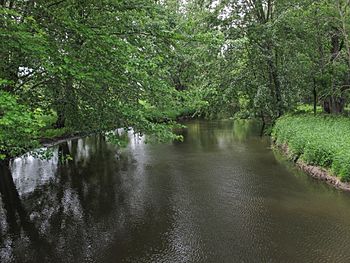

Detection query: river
xmin=1 ymin=120 xmax=350 ymax=263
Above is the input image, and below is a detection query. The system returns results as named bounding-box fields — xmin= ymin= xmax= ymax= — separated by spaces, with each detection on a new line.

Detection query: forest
xmin=1 ymin=0 xmax=350 ymax=161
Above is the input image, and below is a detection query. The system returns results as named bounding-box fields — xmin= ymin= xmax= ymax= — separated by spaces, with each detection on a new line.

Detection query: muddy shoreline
xmin=273 ymin=142 xmax=350 ymax=191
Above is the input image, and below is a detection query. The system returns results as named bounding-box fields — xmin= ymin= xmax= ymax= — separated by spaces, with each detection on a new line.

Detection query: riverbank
xmin=272 ymin=114 xmax=350 ymax=190
xmin=273 ymin=143 xmax=350 ymax=191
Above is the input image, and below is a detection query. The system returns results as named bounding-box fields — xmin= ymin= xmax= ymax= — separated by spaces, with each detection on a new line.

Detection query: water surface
xmin=1 ymin=120 xmax=350 ymax=262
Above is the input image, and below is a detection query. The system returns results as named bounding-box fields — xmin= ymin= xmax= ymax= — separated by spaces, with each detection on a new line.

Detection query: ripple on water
xmin=2 ymin=121 xmax=350 ymax=262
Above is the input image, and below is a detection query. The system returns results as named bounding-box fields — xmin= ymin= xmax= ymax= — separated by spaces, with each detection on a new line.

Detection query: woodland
xmin=1 ymin=0 xmax=350 ymax=161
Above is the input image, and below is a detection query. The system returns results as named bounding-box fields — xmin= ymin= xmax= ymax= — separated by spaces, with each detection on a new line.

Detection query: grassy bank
xmin=272 ymin=114 xmax=350 ymax=182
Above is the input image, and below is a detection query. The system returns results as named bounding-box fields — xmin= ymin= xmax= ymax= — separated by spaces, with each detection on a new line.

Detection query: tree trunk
xmin=54 ymin=110 xmax=66 ymax=128
xmin=323 ymin=96 xmax=345 ymax=114
xmin=54 ymin=77 xmax=74 ymax=129
xmin=323 ymin=28 xmax=345 ymax=114
xmin=313 ymin=78 xmax=317 ymax=115
xmin=267 ymin=54 xmax=282 ymax=117
xmin=260 ymin=111 xmax=266 ymax=137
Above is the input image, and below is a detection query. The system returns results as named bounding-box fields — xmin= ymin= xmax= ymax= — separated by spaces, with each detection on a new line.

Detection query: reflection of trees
xmin=182 ymin=121 xmax=220 ymax=151
xmin=0 ymin=134 xmax=129 ymax=262
xmin=232 ymin=120 xmax=262 ymax=141
xmin=0 ymin=163 xmax=54 ymax=262
xmin=0 ymin=121 xmax=267 ymax=262
xmin=180 ymin=120 xmax=262 ymax=152
xmin=2 ymin=128 xmax=219 ymax=262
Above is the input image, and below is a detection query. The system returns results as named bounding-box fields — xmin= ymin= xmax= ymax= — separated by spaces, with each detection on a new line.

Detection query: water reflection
xmin=2 ymin=121 xmax=350 ymax=262
xmin=0 ymin=134 xmax=124 ymax=262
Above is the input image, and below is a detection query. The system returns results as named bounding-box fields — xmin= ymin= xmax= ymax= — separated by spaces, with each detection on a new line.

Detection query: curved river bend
xmin=1 ymin=120 xmax=350 ymax=262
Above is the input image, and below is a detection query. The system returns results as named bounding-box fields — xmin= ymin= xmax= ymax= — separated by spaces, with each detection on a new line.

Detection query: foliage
xmin=0 ymin=0 xmax=219 ymax=159
xmin=2 ymin=0 xmax=350 ymax=161
xmin=0 ymin=91 xmax=45 ymax=159
xmin=293 ymin=104 xmax=323 ymax=114
xmin=272 ymin=114 xmax=350 ymax=181
xmin=40 ymin=127 xmax=71 ymax=140
xmin=201 ymin=0 xmax=350 ymax=118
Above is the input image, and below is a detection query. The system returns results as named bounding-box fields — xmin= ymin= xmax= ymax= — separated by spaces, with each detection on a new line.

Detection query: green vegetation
xmin=0 ymin=91 xmax=48 ymax=159
xmin=273 ymin=115 xmax=350 ymax=181
xmin=0 ymin=0 xmax=221 ymax=160
xmin=1 ymin=0 xmax=350 ymax=162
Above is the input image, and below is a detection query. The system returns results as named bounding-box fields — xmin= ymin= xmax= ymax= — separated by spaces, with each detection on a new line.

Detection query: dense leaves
xmin=1 ymin=0 xmax=350 ymax=161
xmin=0 ymin=91 xmax=45 ymax=159
xmin=0 ymin=0 xmax=219 ymax=159
xmin=205 ymin=0 xmax=350 ymax=119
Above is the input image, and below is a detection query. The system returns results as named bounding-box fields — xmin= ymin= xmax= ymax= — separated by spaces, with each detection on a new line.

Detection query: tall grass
xmin=272 ymin=114 xmax=350 ymax=182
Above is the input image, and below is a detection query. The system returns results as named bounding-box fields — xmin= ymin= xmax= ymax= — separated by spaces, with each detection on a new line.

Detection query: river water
xmin=1 ymin=120 xmax=350 ymax=263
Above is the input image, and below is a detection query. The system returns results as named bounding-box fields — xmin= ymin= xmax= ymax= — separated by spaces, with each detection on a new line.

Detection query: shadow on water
xmin=0 ymin=135 xmax=134 ymax=262
xmin=0 ymin=163 xmax=54 ymax=262
xmin=2 ymin=121 xmax=350 ymax=262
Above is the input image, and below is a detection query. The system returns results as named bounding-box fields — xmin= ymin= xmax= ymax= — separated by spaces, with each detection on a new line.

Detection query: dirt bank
xmin=274 ymin=143 xmax=350 ymax=191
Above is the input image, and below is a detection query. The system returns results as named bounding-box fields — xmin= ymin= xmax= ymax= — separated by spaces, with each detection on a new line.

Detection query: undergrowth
xmin=272 ymin=114 xmax=350 ymax=182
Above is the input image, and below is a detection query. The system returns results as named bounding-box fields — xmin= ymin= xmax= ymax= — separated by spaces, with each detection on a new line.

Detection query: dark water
xmin=2 ymin=120 xmax=350 ymax=263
